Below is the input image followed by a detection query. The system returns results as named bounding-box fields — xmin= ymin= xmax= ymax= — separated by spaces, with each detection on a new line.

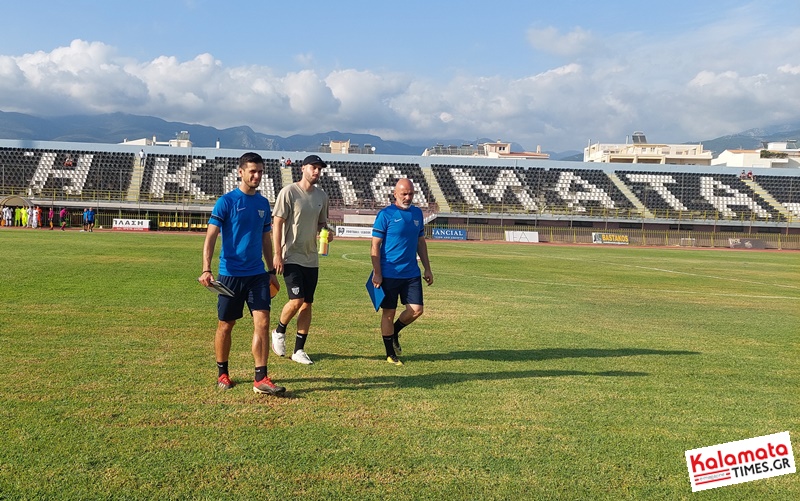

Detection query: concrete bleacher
xmin=1 ymin=147 xmax=135 ymax=201
xmin=2 ymin=141 xmax=800 ymax=229
xmin=749 ymin=174 xmax=800 ymax=219
xmin=139 ymin=155 xmax=282 ymax=203
xmin=432 ymin=164 xmax=636 ymax=214
xmin=619 ymin=170 xmax=781 ymax=221
xmin=291 ymin=160 xmax=433 ymax=210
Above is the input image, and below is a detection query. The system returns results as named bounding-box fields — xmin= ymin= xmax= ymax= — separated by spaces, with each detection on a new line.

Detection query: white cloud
xmin=526 ymin=27 xmax=593 ymax=57
xmin=1 ymin=23 xmax=800 ymax=153
xmin=294 ymin=53 xmax=315 ymax=67
xmin=778 ymin=64 xmax=800 ymax=75
xmin=283 ymin=70 xmax=339 ymax=116
xmin=325 ymin=69 xmax=408 ymax=130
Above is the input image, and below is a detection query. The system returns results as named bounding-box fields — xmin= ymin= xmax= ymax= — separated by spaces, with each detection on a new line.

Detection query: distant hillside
xmin=699 ymin=122 xmax=800 ymax=155
xmin=2 ymin=110 xmax=798 ymax=160
xmin=0 ymin=111 xmax=560 ymax=157
xmin=0 ymin=111 xmax=425 ymax=155
xmin=547 ymin=150 xmax=583 ymax=161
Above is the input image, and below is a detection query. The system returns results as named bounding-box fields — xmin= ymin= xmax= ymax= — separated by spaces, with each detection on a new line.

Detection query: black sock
xmin=217 ymin=361 xmax=228 ymax=378
xmin=276 ymin=321 xmax=287 ymax=334
xmin=255 ymin=366 xmax=267 ymax=382
xmin=393 ymin=319 xmax=407 ymax=337
xmin=294 ymin=333 xmax=307 ymax=353
xmin=383 ymin=336 xmax=396 ymax=357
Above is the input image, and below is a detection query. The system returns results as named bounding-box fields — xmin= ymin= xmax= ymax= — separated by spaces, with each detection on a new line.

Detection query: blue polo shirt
xmin=372 ymin=204 xmax=424 ymax=279
xmin=209 ymin=188 xmax=272 ymax=276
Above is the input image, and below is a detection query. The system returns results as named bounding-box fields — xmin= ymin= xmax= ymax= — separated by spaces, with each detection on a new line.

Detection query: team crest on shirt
xmin=258 ymin=210 xmax=265 ymax=218
xmin=292 ymin=287 xmax=300 ymax=295
xmin=414 ymin=220 xmax=420 ymax=226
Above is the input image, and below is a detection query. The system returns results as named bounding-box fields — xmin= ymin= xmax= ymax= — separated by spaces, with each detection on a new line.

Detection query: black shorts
xmin=283 ymin=264 xmax=319 ymax=303
xmin=217 ymin=273 xmax=271 ymax=321
xmin=380 ymin=276 xmax=423 ymax=310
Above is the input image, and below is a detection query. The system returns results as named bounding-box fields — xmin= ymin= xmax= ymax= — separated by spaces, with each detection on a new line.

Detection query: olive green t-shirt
xmin=273 ymin=183 xmax=328 ymax=267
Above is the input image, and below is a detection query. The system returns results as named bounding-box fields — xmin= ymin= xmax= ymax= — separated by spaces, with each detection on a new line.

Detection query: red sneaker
xmin=253 ymin=376 xmax=286 ymax=395
xmin=217 ymin=374 xmax=233 ymax=390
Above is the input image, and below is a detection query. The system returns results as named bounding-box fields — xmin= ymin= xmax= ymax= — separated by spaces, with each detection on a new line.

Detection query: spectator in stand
xmin=740 ymin=169 xmax=747 ymax=180
xmin=747 ymin=170 xmax=753 ymax=180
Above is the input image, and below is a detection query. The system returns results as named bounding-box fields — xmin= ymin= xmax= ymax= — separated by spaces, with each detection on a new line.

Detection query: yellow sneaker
xmin=387 ymin=355 xmax=403 ymax=366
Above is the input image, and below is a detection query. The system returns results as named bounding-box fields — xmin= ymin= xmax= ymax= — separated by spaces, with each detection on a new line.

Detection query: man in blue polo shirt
xmin=86 ymin=207 xmax=96 ymax=232
xmin=199 ymin=152 xmax=284 ymax=395
xmin=370 ymin=178 xmax=434 ymax=365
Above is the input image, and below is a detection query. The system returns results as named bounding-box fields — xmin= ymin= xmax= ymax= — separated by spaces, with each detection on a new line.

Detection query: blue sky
xmin=1 ymin=0 xmax=799 ymax=151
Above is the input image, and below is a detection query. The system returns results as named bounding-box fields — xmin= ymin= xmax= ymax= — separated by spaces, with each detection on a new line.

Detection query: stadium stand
xmin=619 ymin=171 xmax=780 ymax=221
xmin=291 ymin=160 xmax=433 ymax=210
xmin=2 ymin=147 xmax=135 ymax=201
xmin=137 ymin=154 xmax=282 ymax=203
xmin=432 ymin=164 xmax=636 ymax=215
xmin=750 ymin=174 xmax=800 ymax=219
xmin=2 ymin=141 xmax=800 ymax=238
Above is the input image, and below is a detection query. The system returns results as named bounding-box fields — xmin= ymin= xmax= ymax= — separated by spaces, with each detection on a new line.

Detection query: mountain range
xmin=1 ymin=110 xmax=798 ymax=161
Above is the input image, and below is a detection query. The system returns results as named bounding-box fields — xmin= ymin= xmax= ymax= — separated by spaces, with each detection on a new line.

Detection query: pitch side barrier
xmin=422 ymin=225 xmax=800 ymax=250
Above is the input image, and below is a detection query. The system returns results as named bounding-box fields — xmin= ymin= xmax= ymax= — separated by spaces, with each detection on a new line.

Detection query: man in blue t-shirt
xmin=199 ymin=152 xmax=285 ymax=396
xmin=371 ymin=178 xmax=434 ymax=366
xmin=86 ymin=207 xmax=96 ymax=232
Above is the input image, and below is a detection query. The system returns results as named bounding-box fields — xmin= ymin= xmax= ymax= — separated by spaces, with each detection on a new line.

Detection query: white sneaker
xmin=291 ymin=350 xmax=314 ymax=365
xmin=271 ymin=329 xmax=285 ymax=357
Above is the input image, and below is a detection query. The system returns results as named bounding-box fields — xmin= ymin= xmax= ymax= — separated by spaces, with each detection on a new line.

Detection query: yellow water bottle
xmin=318 ymin=228 xmax=329 ymax=256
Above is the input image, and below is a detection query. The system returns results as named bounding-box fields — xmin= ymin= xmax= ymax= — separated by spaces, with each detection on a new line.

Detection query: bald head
xmin=393 ymin=178 xmax=415 ymax=209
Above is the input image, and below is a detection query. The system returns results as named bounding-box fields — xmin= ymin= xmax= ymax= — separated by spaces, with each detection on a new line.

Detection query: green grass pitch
xmin=0 ymin=230 xmax=797 ymax=500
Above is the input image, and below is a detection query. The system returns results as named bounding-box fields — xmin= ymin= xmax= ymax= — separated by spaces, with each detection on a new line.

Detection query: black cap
xmin=302 ymin=154 xmax=327 ymax=167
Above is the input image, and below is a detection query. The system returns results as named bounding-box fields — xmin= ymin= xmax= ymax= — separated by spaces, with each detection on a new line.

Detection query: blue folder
xmin=366 ymin=271 xmax=385 ymax=312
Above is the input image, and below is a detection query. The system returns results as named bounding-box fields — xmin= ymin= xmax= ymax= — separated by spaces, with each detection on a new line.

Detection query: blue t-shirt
xmin=372 ymin=204 xmax=425 ymax=279
xmin=209 ymin=188 xmax=272 ymax=276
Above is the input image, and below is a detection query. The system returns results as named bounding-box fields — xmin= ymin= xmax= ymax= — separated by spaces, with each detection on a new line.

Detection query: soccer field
xmin=0 ymin=231 xmax=798 ymax=500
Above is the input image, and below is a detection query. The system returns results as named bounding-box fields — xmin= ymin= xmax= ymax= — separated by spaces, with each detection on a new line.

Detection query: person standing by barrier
xmin=1 ymin=206 xmax=11 ymax=227
xmin=370 ymin=178 xmax=434 ymax=365
xmin=198 ymin=152 xmax=284 ymax=395
xmin=270 ymin=155 xmax=332 ymax=365
xmin=59 ymin=208 xmax=68 ymax=231
xmin=87 ymin=207 xmax=96 ymax=232
xmin=48 ymin=207 xmax=54 ymax=229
